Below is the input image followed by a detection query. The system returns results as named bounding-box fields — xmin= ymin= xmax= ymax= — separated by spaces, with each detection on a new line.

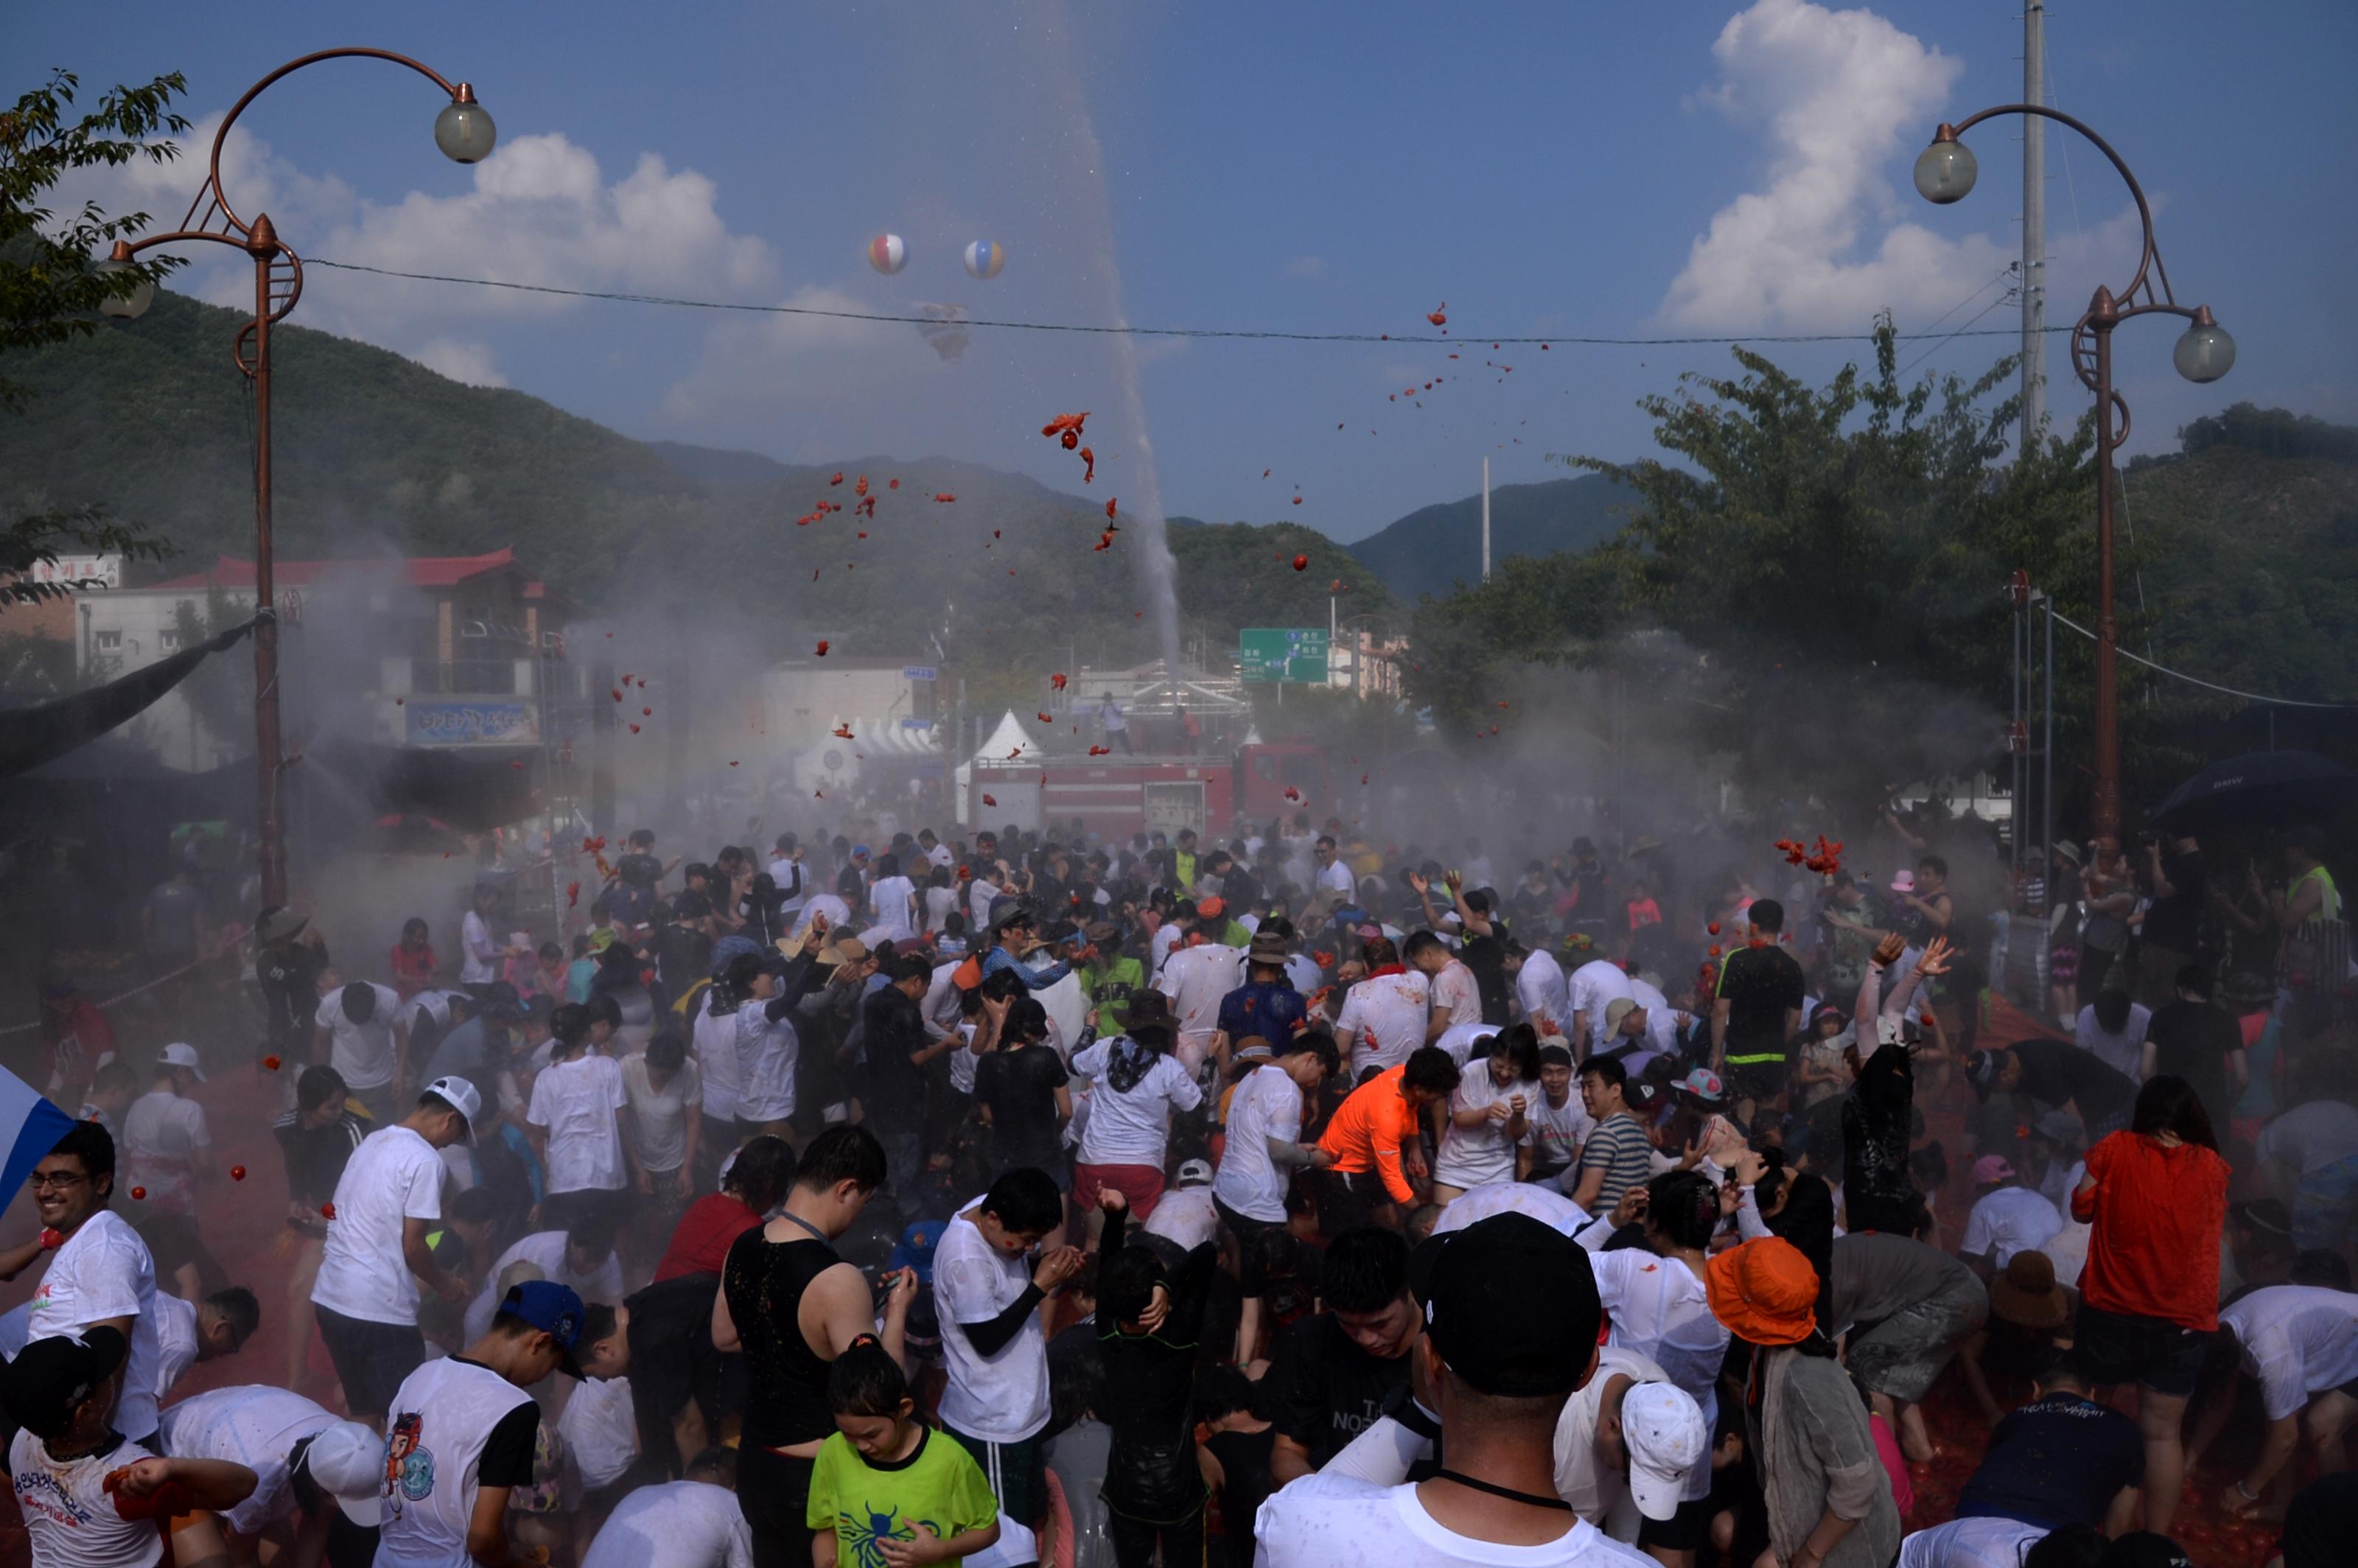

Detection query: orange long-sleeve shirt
xmin=1318 ymin=1063 xmax=1422 ymax=1205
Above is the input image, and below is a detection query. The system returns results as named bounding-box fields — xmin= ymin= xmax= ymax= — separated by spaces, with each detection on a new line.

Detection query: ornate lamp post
xmin=100 ymin=49 xmax=494 ymax=907
xmin=1914 ymin=106 xmax=2231 ymax=851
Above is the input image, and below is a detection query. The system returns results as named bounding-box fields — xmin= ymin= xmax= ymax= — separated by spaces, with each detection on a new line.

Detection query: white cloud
xmin=1283 ymin=255 xmax=1328 ymax=279
xmin=60 ymin=113 xmax=776 ymax=345
xmin=1661 ymin=0 xmax=2018 ymax=332
xmin=658 ymin=285 xmax=935 ymax=427
xmin=411 ymin=338 xmax=508 ymax=388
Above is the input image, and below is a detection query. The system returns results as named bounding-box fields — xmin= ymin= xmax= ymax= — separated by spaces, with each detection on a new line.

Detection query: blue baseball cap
xmin=499 ymin=1279 xmax=587 ymax=1377
xmin=852 ymin=844 xmax=872 ymax=858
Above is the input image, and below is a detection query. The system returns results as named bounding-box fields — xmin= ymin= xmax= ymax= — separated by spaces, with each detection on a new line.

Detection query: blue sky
xmin=27 ymin=0 xmax=2358 ymax=541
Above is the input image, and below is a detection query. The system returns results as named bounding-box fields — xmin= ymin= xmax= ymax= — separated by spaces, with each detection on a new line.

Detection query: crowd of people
xmin=4 ymin=804 xmax=2356 ymax=1568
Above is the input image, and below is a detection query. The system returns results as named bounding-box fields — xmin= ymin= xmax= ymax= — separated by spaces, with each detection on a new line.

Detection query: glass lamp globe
xmin=435 ymin=97 xmax=497 ymax=164
xmin=95 ymin=256 xmax=155 ymax=320
xmin=1914 ymin=139 xmax=1978 ymax=205
xmin=2174 ymin=319 xmax=2236 ymax=383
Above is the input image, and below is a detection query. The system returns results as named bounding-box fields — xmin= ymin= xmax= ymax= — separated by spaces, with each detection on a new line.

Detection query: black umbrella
xmin=2148 ymin=749 xmax=2358 ymax=833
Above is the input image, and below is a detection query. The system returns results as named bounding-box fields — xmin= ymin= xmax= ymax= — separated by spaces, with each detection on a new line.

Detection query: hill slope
xmin=1345 ymin=474 xmax=1637 ymax=600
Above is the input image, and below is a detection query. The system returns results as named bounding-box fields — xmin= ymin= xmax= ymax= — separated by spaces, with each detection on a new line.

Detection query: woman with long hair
xmin=2070 ymin=1074 xmax=2229 ymax=1535
xmin=1430 ymin=1023 xmax=1540 ymax=1201
xmin=1707 ymin=1237 xmax=1902 ymax=1568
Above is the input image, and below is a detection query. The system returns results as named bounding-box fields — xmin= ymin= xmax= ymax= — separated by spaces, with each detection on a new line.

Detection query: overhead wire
xmin=303 ymin=257 xmax=2074 ymax=349
xmin=2046 ymin=606 xmax=2357 ymax=710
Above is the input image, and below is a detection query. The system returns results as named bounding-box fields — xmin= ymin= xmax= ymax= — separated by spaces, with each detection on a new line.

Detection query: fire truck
xmin=965 ymin=741 xmax=1332 ymax=839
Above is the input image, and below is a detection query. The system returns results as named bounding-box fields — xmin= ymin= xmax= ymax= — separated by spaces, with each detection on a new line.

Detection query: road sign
xmin=903 ymin=665 xmax=939 ymax=682
xmin=1239 ymin=627 xmax=1329 ymax=685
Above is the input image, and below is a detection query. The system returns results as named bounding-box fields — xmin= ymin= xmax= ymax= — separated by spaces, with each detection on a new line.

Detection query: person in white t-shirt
xmin=1406 ymin=931 xmax=1482 ymax=1046
xmin=1142 ymin=1160 xmax=1221 ymax=1251
xmin=119 ymin=1042 xmax=214 ymax=1301
xmin=622 ymin=1034 xmax=703 ymax=1255
xmin=157 ymin=1386 xmax=382 ymax=1555
xmin=1520 ymin=1043 xmax=1595 ymax=1186
xmin=460 ymin=881 xmax=525 ymax=987
xmin=309 ymin=1078 xmax=477 ymax=1427
xmin=1155 ymin=939 xmax=1246 ymax=1071
xmin=1255 ymin=1212 xmax=1650 ymax=1568
xmin=1312 ymin=835 xmax=1357 ymax=900
xmin=1330 ymin=939 xmax=1432 ymax=1078
xmin=1432 ymin=1027 xmax=1541 ymax=1201
xmin=148 ymin=1286 xmax=261 ymax=1401
xmin=4 ymin=1326 xmax=260 ymax=1568
xmin=1506 ymin=941 xmax=1572 ymax=1037
xmin=1070 ymin=995 xmax=1203 ymax=1225
xmin=0 ymin=1123 xmax=168 ymax=1445
xmin=2214 ymin=1277 xmax=2358 ymax=1514
xmin=1960 ymin=1157 xmax=2065 ymax=1273
xmin=581 ymin=1449 xmax=753 ymax=1568
xmin=1212 ymin=1038 xmax=1339 ymax=1364
xmin=934 ymin=1169 xmax=1087 ymax=1533
xmin=314 ymin=981 xmax=407 ymax=1123
xmin=378 ymin=1279 xmax=586 ymax=1568
xmin=866 ymin=853 xmax=920 ymax=943
xmin=528 ymin=1003 xmax=630 ymax=1231
xmin=1569 ymin=959 xmax=1640 ymax=1059
xmin=462 ymin=1221 xmax=626 ymax=1345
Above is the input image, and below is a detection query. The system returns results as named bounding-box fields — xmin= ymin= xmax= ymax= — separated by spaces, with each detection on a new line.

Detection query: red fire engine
xmin=967 ymin=741 xmax=1332 ymax=839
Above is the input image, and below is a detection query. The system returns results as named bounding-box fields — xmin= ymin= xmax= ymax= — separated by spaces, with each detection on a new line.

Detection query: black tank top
xmin=1203 ymin=1427 xmax=1276 ymax=1544
xmin=721 ymin=1223 xmax=840 ymax=1448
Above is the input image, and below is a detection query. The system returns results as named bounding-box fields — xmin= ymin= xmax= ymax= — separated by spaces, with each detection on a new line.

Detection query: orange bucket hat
xmin=1705 ymin=1237 xmax=1819 ymax=1346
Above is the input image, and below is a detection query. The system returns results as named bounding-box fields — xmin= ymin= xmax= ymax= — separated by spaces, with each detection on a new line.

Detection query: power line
xmin=304 ymin=257 xmax=2077 ymax=348
xmin=2046 ymin=606 xmax=2357 ymax=710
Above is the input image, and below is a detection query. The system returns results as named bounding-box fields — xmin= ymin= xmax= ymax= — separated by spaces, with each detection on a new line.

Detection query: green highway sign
xmin=1240 ymin=627 xmax=1329 ymax=684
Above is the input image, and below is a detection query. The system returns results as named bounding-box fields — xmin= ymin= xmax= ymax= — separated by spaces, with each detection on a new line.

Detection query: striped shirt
xmin=1578 ymin=1111 xmax=1652 ymax=1213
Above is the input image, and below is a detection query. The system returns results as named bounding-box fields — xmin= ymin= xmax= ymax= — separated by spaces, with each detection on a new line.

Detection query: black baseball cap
xmin=1 ymin=1328 xmax=127 ymax=1438
xmin=1410 ymin=1213 xmax=1599 ymax=1397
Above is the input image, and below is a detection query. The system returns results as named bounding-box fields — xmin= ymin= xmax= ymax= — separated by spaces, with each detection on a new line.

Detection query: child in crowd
xmin=391 ymin=915 xmax=438 ymax=998
xmin=810 ymin=1337 xmax=1001 ymax=1567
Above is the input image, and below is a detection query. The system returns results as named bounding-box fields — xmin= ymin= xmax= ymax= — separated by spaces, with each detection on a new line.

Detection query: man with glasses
xmin=0 ymin=1121 xmax=164 ymax=1446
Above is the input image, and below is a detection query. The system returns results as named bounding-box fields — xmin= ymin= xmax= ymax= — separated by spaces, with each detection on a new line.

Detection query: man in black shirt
xmin=1968 ymin=1039 xmax=2139 ymax=1140
xmin=1712 ymin=898 xmax=1806 ymax=1124
xmin=971 ymin=997 xmax=1071 ymax=1183
xmin=2145 ymin=964 xmax=2247 ymax=1137
xmin=1267 ymin=1227 xmax=1419 ymax=1483
xmin=2136 ymin=833 xmax=2208 ymax=1007
xmin=861 ymin=955 xmax=950 ymax=1191
xmin=1953 ymin=1351 xmax=2144 ymax=1536
xmin=256 ymin=906 xmax=329 ymax=1071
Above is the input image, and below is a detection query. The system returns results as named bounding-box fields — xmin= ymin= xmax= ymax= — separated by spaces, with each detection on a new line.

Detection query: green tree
xmin=2 ymin=69 xmax=190 ymax=617
xmin=2 ymin=68 xmax=189 ymax=410
xmin=1404 ymin=319 xmax=2107 ymax=820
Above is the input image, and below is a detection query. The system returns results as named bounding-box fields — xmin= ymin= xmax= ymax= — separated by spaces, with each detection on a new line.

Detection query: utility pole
xmin=2022 ymin=1 xmax=2047 ymax=450
xmin=1480 ymin=457 xmax=1491 ymax=582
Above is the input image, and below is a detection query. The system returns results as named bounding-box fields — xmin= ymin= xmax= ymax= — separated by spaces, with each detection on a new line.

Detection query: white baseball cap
xmin=300 ymin=1420 xmax=385 ymax=1525
xmin=421 ymin=1074 xmax=483 ymax=1141
xmin=1620 ymin=1381 xmax=1707 ymax=1522
xmin=1175 ymin=1158 xmax=1214 ymax=1186
xmin=156 ymin=1042 xmax=206 ymax=1081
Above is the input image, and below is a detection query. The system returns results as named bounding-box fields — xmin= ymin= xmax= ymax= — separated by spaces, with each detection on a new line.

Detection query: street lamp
xmin=1915 ymin=105 xmax=2231 ymax=851
xmin=102 ymin=49 xmax=492 ymax=907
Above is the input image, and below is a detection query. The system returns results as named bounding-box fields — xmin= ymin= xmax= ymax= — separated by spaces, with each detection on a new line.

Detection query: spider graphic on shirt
xmin=836 ymin=1504 xmax=941 ymax=1568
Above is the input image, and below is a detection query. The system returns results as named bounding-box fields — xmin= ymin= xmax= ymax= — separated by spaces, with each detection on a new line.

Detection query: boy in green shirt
xmin=810 ymin=1337 xmax=1001 ymax=1567
xmin=1078 ymin=920 xmax=1146 ymax=1033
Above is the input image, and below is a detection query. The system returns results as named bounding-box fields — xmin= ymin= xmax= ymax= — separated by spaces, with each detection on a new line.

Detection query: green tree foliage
xmin=1404 ymin=318 xmax=2101 ymax=818
xmin=1 ymin=69 xmax=189 ymax=411
xmin=2 ymin=68 xmax=192 ymax=610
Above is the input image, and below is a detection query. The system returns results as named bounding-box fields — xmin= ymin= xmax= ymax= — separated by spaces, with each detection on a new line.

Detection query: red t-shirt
xmin=2071 ymin=1130 xmax=2228 ymax=1330
xmin=654 ymin=1191 xmax=763 ymax=1283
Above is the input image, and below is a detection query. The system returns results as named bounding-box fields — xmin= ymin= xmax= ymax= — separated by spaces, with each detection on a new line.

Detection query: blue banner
xmin=405 ymin=700 xmax=537 ymax=746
